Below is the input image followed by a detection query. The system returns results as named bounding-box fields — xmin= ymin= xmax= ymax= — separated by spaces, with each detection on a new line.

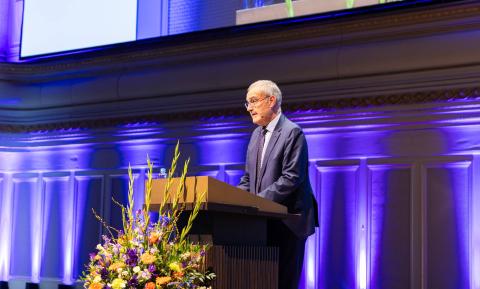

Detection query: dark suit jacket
xmin=238 ymin=114 xmax=318 ymax=238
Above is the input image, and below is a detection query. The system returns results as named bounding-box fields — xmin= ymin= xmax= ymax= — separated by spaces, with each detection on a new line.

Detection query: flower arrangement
xmin=82 ymin=143 xmax=215 ymax=289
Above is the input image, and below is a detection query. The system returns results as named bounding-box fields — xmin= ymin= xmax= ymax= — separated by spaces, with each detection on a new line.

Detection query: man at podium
xmin=238 ymin=80 xmax=318 ymax=289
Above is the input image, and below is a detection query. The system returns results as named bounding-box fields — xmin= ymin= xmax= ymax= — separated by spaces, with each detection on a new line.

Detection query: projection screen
xmin=21 ymin=0 xmax=138 ymax=58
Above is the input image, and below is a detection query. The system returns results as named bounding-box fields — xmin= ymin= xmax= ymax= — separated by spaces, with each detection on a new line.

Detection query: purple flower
xmin=127 ymin=275 xmax=138 ymax=288
xmin=89 ymin=253 xmax=96 ymax=261
xmin=126 ymin=249 xmax=138 ymax=266
xmin=159 ymin=215 xmax=170 ymax=226
xmin=148 ymin=264 xmax=156 ymax=272
xmin=100 ymin=268 xmax=109 ymax=279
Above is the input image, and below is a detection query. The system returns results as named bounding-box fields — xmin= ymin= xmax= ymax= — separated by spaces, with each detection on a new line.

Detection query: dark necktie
xmin=256 ymin=127 xmax=267 ymax=193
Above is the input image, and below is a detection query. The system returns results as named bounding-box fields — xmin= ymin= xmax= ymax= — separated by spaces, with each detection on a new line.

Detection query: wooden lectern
xmin=150 ymin=176 xmax=288 ymax=289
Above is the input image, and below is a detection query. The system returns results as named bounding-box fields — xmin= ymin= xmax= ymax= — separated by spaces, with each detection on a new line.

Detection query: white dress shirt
xmin=260 ymin=112 xmax=282 ymax=167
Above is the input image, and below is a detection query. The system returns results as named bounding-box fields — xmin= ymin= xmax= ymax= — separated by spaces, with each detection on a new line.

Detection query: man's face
xmin=246 ymin=88 xmax=276 ymax=126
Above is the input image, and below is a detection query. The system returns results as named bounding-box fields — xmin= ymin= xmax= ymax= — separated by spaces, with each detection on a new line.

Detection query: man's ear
xmin=270 ymin=95 xmax=277 ymax=108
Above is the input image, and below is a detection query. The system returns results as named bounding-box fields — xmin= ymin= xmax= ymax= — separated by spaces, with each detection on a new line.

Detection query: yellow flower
xmin=117 ymin=235 xmax=126 ymax=245
xmin=168 ymin=262 xmax=182 ymax=272
xmin=111 ymin=278 xmax=126 ymax=289
xmin=140 ymin=253 xmax=156 ymax=265
xmin=88 ymin=283 xmax=104 ymax=289
xmin=155 ymin=276 xmax=171 ymax=286
xmin=108 ymin=262 xmax=125 ymax=271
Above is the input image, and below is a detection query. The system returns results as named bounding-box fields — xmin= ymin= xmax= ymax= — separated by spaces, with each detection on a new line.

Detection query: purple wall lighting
xmin=471 ymin=154 xmax=480 ymax=289
xmin=356 ymin=158 xmax=369 ymax=289
xmin=0 ymin=0 xmax=23 ymax=62
xmin=314 ymin=164 xmax=357 ymax=289
xmin=30 ymin=174 xmax=44 ymax=283
xmin=1 ymin=101 xmax=480 ymax=289
xmin=60 ymin=172 xmax=77 ymax=284
xmin=303 ymin=235 xmax=318 ymax=289
xmin=0 ymin=0 xmax=10 ymax=61
xmin=0 ymin=174 xmax=13 ymax=282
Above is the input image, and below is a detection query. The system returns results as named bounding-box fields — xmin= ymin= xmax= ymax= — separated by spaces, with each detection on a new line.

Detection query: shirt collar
xmin=265 ymin=112 xmax=282 ymax=133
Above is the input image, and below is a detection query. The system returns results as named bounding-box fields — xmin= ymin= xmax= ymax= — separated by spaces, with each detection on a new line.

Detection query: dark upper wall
xmin=0 ymin=1 xmax=479 ymax=128
xmin=1 ymin=1 xmax=479 ymax=128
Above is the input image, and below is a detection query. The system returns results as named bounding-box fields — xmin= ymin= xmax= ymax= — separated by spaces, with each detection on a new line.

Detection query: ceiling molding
xmin=1 ymin=86 xmax=478 ymax=133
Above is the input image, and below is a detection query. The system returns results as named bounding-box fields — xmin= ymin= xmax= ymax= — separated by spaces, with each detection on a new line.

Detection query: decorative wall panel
xmin=314 ymin=162 xmax=359 ymax=289
xmin=10 ymin=176 xmax=38 ymax=278
xmin=72 ymin=175 xmax=104 ymax=280
xmin=41 ymin=175 xmax=70 ymax=280
xmin=0 ymin=174 xmax=3 ymax=211
xmin=107 ymin=174 xmax=132 ymax=233
xmin=0 ymin=174 xmax=11 ymax=281
xmin=425 ymin=161 xmax=470 ymax=289
xmin=368 ymin=163 xmax=412 ymax=289
xmin=225 ymin=169 xmax=245 ymax=187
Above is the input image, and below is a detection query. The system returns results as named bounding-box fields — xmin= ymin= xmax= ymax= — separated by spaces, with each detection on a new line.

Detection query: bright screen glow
xmin=18 ymin=0 xmax=412 ymax=60
xmin=21 ymin=0 xmax=137 ymax=58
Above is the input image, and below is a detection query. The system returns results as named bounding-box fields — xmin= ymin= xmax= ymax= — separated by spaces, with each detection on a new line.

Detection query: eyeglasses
xmin=244 ymin=97 xmax=268 ymax=109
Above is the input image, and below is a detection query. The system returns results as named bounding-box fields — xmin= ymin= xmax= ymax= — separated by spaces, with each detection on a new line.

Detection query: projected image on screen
xmin=136 ymin=0 xmax=405 ymax=38
xmin=236 ymin=0 xmax=403 ymax=25
xmin=21 ymin=0 xmax=405 ymax=59
xmin=21 ymin=0 xmax=137 ymax=58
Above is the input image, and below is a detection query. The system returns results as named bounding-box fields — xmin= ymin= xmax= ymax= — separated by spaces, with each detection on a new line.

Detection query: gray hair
xmin=248 ymin=80 xmax=282 ymax=106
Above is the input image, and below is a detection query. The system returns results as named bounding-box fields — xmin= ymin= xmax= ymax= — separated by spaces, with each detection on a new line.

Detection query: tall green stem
xmin=285 ymin=0 xmax=294 ymax=17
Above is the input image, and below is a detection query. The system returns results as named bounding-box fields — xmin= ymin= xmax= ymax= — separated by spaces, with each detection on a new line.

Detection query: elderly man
xmin=238 ymin=80 xmax=318 ymax=289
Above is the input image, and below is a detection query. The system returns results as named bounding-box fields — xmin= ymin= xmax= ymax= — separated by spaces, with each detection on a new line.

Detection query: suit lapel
xmin=256 ymin=115 xmax=285 ymax=192
xmin=252 ymin=128 xmax=263 ymax=192
xmin=258 ymin=130 xmax=280 ymax=180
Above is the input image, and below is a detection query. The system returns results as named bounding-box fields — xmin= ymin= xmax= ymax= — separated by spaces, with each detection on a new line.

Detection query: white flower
xmin=93 ymin=276 xmax=102 ymax=283
xmin=180 ymin=252 xmax=191 ymax=259
xmin=96 ymin=244 xmax=103 ymax=250
xmin=116 ymin=268 xmax=123 ymax=274
xmin=133 ymin=266 xmax=141 ymax=273
xmin=139 ymin=270 xmax=151 ymax=280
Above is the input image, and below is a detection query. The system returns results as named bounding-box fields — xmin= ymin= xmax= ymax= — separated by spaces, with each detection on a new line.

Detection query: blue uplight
xmin=0 ymin=174 xmax=13 ymax=281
